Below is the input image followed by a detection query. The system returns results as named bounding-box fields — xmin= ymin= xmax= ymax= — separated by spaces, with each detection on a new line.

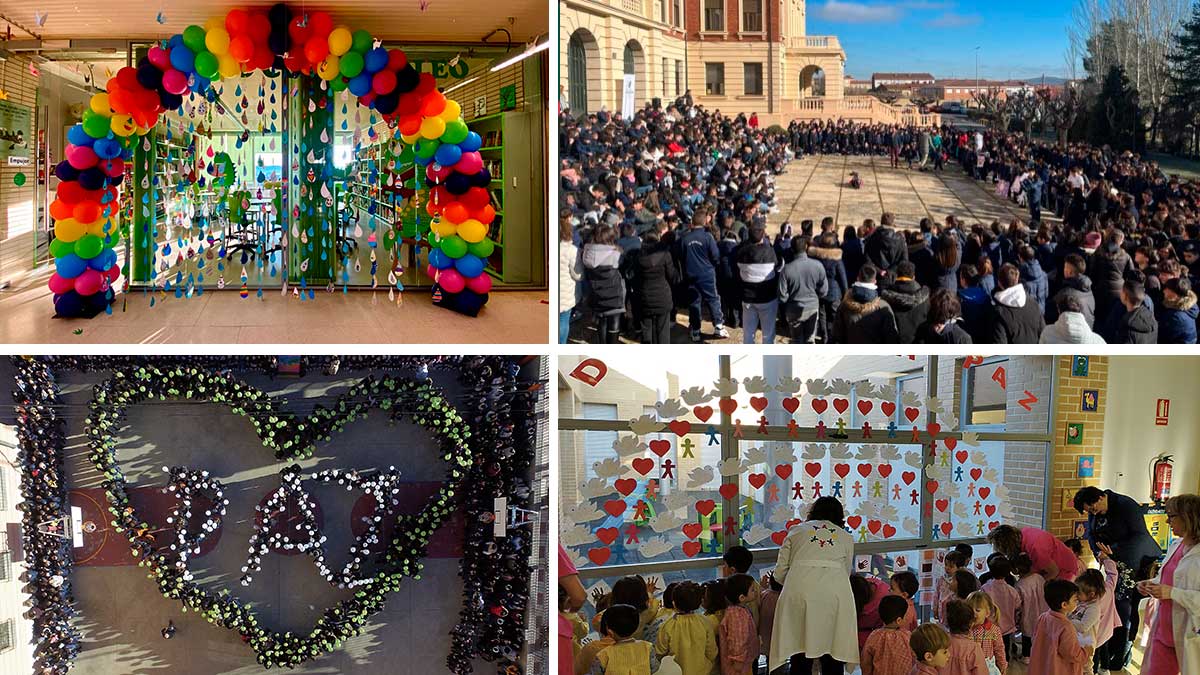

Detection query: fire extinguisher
xmin=1151 ymin=453 xmax=1174 ymax=504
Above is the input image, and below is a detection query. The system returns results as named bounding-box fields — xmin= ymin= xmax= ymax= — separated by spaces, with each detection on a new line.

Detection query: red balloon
xmin=48 ymin=273 xmax=74 ymax=295
xmin=225 ymin=8 xmax=250 ymax=34
xmin=108 ymin=88 xmax=133 ymax=114
xmin=387 ymin=49 xmax=408 ymax=71
xmin=372 ymin=70 xmax=397 ymax=95
xmin=307 ymin=10 xmax=333 ymax=37
xmin=304 ymin=36 xmax=329 ymax=65
xmin=425 ymin=198 xmax=443 ymax=217
xmin=283 ymin=54 xmax=305 ymax=73
xmin=415 ymin=72 xmax=437 ymax=95
xmin=50 ymin=199 xmax=73 ymax=221
xmin=426 ymin=163 xmax=453 ymax=183
xmin=230 ymin=35 xmax=255 ymax=63
xmin=462 ymin=187 xmax=490 ymax=210
xmin=429 ymin=185 xmax=452 ymax=208
xmin=104 ymin=265 xmax=122 ymax=283
xmin=116 ymin=67 xmax=140 ymax=90
xmin=247 ymin=12 xmax=271 ymax=40
xmin=252 ymin=46 xmax=275 ymax=71
xmin=102 ymin=158 xmax=125 ymax=177
xmin=397 ymin=114 xmax=421 ymax=136
xmin=473 ymin=205 xmax=497 ymax=225
xmin=57 ymin=182 xmax=87 ymax=204
xmin=420 ymin=91 xmax=446 ymax=116
xmin=288 ymin=17 xmax=311 ymax=45
xmin=442 ymin=203 xmax=469 ymax=224
xmin=397 ymin=93 xmax=421 ymax=116
xmin=74 ymin=201 xmax=101 ymax=224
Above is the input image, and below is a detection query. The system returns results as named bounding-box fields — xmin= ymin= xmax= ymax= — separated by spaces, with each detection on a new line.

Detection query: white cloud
xmin=925 ymin=11 xmax=982 ymax=28
xmin=814 ymin=1 xmax=902 ymax=23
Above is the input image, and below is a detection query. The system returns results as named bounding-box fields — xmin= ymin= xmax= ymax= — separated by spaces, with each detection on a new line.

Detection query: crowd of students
xmin=560 ymin=102 xmax=1200 ymax=344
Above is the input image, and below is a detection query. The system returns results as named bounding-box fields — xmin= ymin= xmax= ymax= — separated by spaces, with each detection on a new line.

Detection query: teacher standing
xmin=988 ymin=523 xmax=1080 ymax=580
xmin=1139 ymin=494 xmax=1200 ymax=674
xmin=770 ymin=496 xmax=858 ymax=675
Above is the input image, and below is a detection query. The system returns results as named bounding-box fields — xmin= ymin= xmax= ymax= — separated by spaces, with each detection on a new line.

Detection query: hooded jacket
xmin=1157 ymin=291 xmax=1198 ymax=344
xmin=880 ymin=279 xmax=929 ymax=344
xmin=864 ymin=227 xmax=908 ymax=278
xmin=736 ymin=240 xmax=779 ymax=304
xmin=832 ymin=284 xmax=899 ymax=344
xmin=808 ymin=244 xmax=849 ymax=306
xmin=631 ymin=242 xmax=680 ymax=316
xmin=1114 ymin=303 xmax=1159 ymax=344
xmin=991 ymin=284 xmax=1046 ymax=344
xmin=958 ymin=285 xmax=994 ymax=344
xmin=915 ymin=319 xmax=973 ymax=344
xmin=1048 ymin=274 xmax=1096 ymax=327
xmin=582 ymin=243 xmax=626 ymax=313
xmin=1040 ymin=312 xmax=1106 ymax=344
xmin=1019 ymin=260 xmax=1049 ymax=313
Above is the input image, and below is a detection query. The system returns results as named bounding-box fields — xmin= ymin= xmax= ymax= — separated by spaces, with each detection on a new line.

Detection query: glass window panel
xmin=559 ymin=355 xmax=722 ymax=421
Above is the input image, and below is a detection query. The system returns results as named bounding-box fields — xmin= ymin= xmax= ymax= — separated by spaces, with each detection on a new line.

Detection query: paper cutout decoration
xmin=1066 ymin=423 xmax=1084 ymax=445
xmin=685 ymin=466 xmax=715 ymax=490
xmin=743 ymin=523 xmax=773 ymax=545
xmin=655 ymin=399 xmax=687 ymax=419
xmin=592 ymin=457 xmax=629 ymax=479
xmin=648 ymin=510 xmax=686 ymax=532
xmin=1072 ymin=356 xmax=1090 ymax=377
xmin=679 ymin=386 xmax=712 ymax=405
xmin=1082 ymin=389 xmax=1099 ymax=412
xmin=629 ymin=414 xmax=664 ymax=435
xmin=560 ymin=524 xmax=595 ymax=547
xmin=776 ymin=376 xmax=804 ymax=395
xmin=564 ymin=502 xmax=605 ymax=524
xmin=712 ymin=377 xmax=738 ymax=397
xmin=568 ymin=359 xmax=607 ymax=386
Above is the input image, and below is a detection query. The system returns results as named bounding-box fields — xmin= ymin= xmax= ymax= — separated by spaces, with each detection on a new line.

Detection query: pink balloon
xmin=425 ymin=264 xmax=438 ymax=280
xmin=454 ymin=151 xmax=483 ymax=175
xmin=102 ymin=158 xmax=125 ymax=177
xmin=426 ymin=163 xmax=452 ymax=182
xmin=147 ymin=45 xmax=171 ymax=70
xmin=68 ymin=145 xmax=99 ymax=170
xmin=372 ymin=70 xmax=397 ymax=95
xmin=437 ymin=268 xmax=465 ymax=293
xmin=74 ymin=268 xmax=103 ymax=296
xmin=104 ymin=265 xmax=121 ymax=283
xmin=162 ymin=69 xmax=189 ymax=95
xmin=466 ymin=273 xmax=493 ymax=294
xmin=48 ymin=273 xmax=74 ymax=295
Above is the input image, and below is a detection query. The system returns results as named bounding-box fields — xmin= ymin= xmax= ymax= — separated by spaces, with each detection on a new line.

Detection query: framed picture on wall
xmin=1081 ymin=389 xmax=1098 ymax=412
xmin=1072 ymin=356 xmax=1090 ymax=377
xmin=1066 ymin=422 xmax=1085 ymax=445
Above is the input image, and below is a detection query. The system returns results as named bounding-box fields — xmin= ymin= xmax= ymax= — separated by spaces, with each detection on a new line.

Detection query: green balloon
xmin=12 ymin=172 xmax=25 ymax=186
xmin=441 ymin=120 xmax=469 ymax=145
xmin=466 ymin=237 xmax=495 ymax=259
xmin=182 ymin=25 xmax=208 ymax=54
xmin=439 ymin=234 xmax=468 ymax=258
xmin=329 ymin=76 xmax=348 ymax=92
xmin=49 ymin=237 xmax=73 ymax=258
xmin=339 ymin=51 xmax=364 ymax=78
xmin=416 ymin=139 xmax=439 ymax=159
xmin=74 ymin=234 xmax=104 ymax=259
xmin=351 ymin=29 xmax=373 ymax=53
xmin=194 ymin=51 xmax=219 ymax=79
xmin=82 ymin=110 xmax=111 ymax=139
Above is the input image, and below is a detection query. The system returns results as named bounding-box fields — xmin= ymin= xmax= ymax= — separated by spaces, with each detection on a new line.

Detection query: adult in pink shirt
xmin=558 ymin=545 xmax=586 ymax=675
xmin=1139 ymin=494 xmax=1200 ymax=675
xmin=988 ymin=524 xmax=1079 ymax=580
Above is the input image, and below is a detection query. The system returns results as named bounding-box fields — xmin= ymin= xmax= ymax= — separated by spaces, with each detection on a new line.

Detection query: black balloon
xmin=268 ymin=2 xmax=291 ymax=24
xmin=78 ymin=167 xmax=107 ymax=191
xmin=445 ymin=172 xmax=471 ymax=195
xmin=55 ymin=161 xmax=79 ymax=182
xmin=471 ymin=169 xmax=492 ymax=188
xmin=136 ymin=62 xmax=163 ymax=90
xmin=160 ymin=92 xmax=184 ymax=110
xmin=268 ymin=32 xmax=289 ymax=57
xmin=53 ymin=291 xmax=86 ymax=318
xmin=395 ymin=65 xmax=420 ymax=94
xmin=375 ymin=90 xmax=400 ymax=115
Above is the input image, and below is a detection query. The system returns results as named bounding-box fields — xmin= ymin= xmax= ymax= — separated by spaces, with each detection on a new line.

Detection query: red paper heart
xmin=857 ymin=464 xmax=872 ymax=477
xmin=615 ymin=478 xmax=637 ymax=496
xmin=682 ymin=541 xmax=702 ymax=557
xmin=603 ymin=499 xmax=627 ymax=517
xmin=805 ymin=462 xmax=823 ymax=478
xmin=693 ymin=405 xmax=713 ymax=422
xmin=771 ymin=531 xmax=788 ymax=546
xmin=970 ymin=468 xmax=983 ymax=482
xmin=748 ymin=473 xmax=767 ymax=489
xmin=719 ymin=483 xmax=738 ymax=500
xmin=833 ymin=398 xmax=850 ymax=414
xmin=926 ymin=479 xmax=939 ymax=494
xmin=904 ymin=407 xmax=920 ymax=422
xmin=632 ymin=458 xmax=655 ymax=475
xmin=668 ymin=420 xmax=692 ymax=436
xmin=832 ymin=463 xmax=850 ymax=479
xmin=881 ymin=401 xmax=896 ymax=417
xmin=857 ymin=400 xmax=874 ymax=416
xmin=649 ymin=440 xmax=671 ymax=457
xmin=940 ymin=522 xmax=953 ymax=536
xmin=682 ymin=523 xmax=703 ymax=540
xmin=775 ymin=464 xmax=793 ymax=480
xmin=985 ymin=504 xmax=997 ymax=517
xmin=978 ymin=487 xmax=991 ymax=500
xmin=902 ymin=471 xmax=916 ymax=485
xmin=877 ymin=464 xmax=893 ymax=478
xmin=926 ymin=422 xmax=941 ymax=438
xmin=785 ymin=518 xmax=802 ymax=530
xmin=867 ymin=519 xmax=882 ymax=535
xmin=588 ymin=547 xmax=611 ymax=565
xmin=750 ymin=396 xmax=769 ymax=412
xmin=847 ymin=515 xmax=863 ymax=529
xmin=719 ymin=398 xmax=738 ymax=415
xmin=882 ymin=524 xmax=897 ymax=538
xmin=935 ymin=498 xmax=949 ymax=512
xmin=955 ymin=450 xmax=968 ymax=464
xmin=694 ymin=499 xmax=716 ymax=516
xmin=782 ymin=397 xmax=800 ymax=414
xmin=988 ymin=521 xmax=1000 ymax=531
xmin=944 ymin=437 xmax=958 ymax=452
xmin=811 ymin=398 xmax=828 ymax=414
xmin=596 ymin=527 xmax=619 ymax=545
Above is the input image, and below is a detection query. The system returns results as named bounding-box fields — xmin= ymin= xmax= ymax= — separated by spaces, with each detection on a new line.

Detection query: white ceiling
xmin=1 ymin=0 xmax=547 ymax=43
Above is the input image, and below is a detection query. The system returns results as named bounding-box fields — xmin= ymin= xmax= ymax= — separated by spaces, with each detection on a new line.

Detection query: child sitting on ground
xmin=861 ymin=595 xmax=917 ymax=675
xmin=594 ymin=604 xmax=661 ymax=675
xmin=909 ymin=623 xmax=952 ymax=675
xmin=965 ymin=591 xmax=1008 ymax=675
xmin=979 ymin=556 xmax=1020 ymax=657
xmin=654 ymin=581 xmax=717 ymax=675
xmin=848 ymin=171 xmax=862 ymax=189
xmin=1069 ymin=547 xmax=1118 ymax=674
xmin=1030 ymin=579 xmax=1092 ymax=675
xmin=935 ymin=551 xmax=969 ymax=623
xmin=718 ymin=574 xmax=760 ymax=675
xmin=720 ymin=546 xmax=761 ymax=623
xmin=890 ymin=571 xmax=920 ymax=631
xmin=1011 ymin=553 xmax=1046 ymax=664
xmin=943 ymin=600 xmax=989 ymax=675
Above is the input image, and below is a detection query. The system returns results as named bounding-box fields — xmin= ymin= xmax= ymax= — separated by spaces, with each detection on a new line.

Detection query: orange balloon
xmin=442 ymin=203 xmax=469 ymax=225
xmin=472 ymin=205 xmax=497 ymax=225
xmin=50 ymin=199 xmax=74 ymax=221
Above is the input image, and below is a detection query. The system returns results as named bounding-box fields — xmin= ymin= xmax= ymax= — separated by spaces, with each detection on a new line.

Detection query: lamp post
xmin=974 ymin=46 xmax=980 ymax=108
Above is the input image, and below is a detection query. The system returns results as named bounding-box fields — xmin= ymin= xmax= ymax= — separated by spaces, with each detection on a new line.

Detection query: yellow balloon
xmin=401 ymin=132 xmax=421 ymax=144
xmin=87 ymin=217 xmax=111 ymax=237
xmin=431 ymin=219 xmax=457 ymax=238
xmin=438 ymin=99 xmax=462 ymax=122
xmin=420 ymin=116 xmax=447 ymax=140
xmin=458 ymin=219 xmax=488 ymax=244
xmin=109 ymin=114 xmax=136 ymax=137
xmin=204 ymin=17 xmax=224 ymax=32
xmin=206 ymin=27 xmax=231 ymax=57
xmin=328 ymin=27 xmax=353 ymax=56
xmin=54 ymin=218 xmax=86 ymax=243
xmin=318 ymin=55 xmax=340 ymax=81
xmin=217 ymin=54 xmax=241 ymax=79
xmin=89 ymin=93 xmax=112 ymax=117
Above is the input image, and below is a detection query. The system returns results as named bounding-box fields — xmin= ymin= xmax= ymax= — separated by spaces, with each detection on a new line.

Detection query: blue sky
xmin=807 ymin=0 xmax=1075 ymax=81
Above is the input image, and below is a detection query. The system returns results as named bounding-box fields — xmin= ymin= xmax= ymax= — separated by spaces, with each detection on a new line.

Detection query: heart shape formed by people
xmin=84 ymin=365 xmax=474 ymax=668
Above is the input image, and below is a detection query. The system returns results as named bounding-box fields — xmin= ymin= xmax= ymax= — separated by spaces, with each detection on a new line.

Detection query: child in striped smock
xmin=965 ymin=591 xmax=1008 ymax=675
xmin=935 ymin=551 xmax=969 ymax=623
xmin=942 ymin=600 xmax=989 ymax=675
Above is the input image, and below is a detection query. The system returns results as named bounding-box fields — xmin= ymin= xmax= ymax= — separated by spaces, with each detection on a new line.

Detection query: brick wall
xmin=686 ymin=0 xmax=782 ymax=41
xmin=1048 ymin=356 xmax=1108 ymax=540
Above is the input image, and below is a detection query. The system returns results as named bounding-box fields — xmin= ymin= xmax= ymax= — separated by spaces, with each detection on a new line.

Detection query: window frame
xmin=705 ymin=62 xmax=725 ymax=96
xmin=703 ymin=0 xmax=725 ymax=32
xmin=743 ymin=62 xmax=764 ymax=96
xmin=960 ymin=356 xmax=1010 ymax=431
xmin=740 ymin=0 xmax=764 ymax=33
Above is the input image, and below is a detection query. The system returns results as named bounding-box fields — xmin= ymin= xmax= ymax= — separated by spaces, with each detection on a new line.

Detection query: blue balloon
xmin=428 ymin=248 xmax=453 ymax=270
xmin=55 ymin=161 xmax=80 ymax=182
xmin=348 ymin=73 xmax=372 ymax=97
xmin=434 ymin=144 xmax=463 ymax=167
xmin=67 ymin=124 xmax=95 ymax=147
xmin=454 ymin=253 xmax=484 ymax=278
xmin=460 ymin=131 xmax=482 ymax=153
xmin=413 ymin=152 xmax=434 ymax=167
xmin=168 ymin=35 xmax=185 ymax=49
xmin=190 ymin=74 xmax=210 ymax=94
xmin=170 ymin=45 xmax=195 ymax=74
xmin=364 ymin=48 xmax=388 ymax=73
xmin=93 ymin=138 xmax=122 ymax=160
xmin=55 ymin=253 xmax=87 ymax=279
xmin=88 ymin=247 xmax=117 ymax=271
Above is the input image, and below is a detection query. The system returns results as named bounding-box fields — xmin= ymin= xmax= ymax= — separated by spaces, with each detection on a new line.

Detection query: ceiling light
xmin=444 ymin=76 xmax=480 ymax=94
xmin=489 ymin=41 xmax=549 ymax=72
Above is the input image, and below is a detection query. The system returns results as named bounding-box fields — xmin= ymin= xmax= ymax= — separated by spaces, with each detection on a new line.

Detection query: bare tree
xmin=972 ymin=89 xmax=1014 ymax=132
xmin=1040 ymin=85 xmax=1085 ymax=143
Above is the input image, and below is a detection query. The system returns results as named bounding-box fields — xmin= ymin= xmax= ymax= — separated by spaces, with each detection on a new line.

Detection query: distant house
xmin=920 ymin=79 xmax=1063 ymax=104
xmin=870 ymin=72 xmax=936 ymax=90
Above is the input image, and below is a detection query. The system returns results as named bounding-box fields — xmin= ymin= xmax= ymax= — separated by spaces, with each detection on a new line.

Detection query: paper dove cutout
xmin=771 ymin=504 xmax=796 ymax=523
xmin=828 ymin=378 xmax=855 ymax=395
xmin=612 ymin=435 xmax=646 ymax=458
xmin=806 ymin=378 xmax=833 ymax=396
xmin=879 ymin=505 xmax=899 ymax=521
xmin=655 ymin=399 xmax=688 ymax=419
xmin=593 ymin=457 xmax=630 ymax=479
xmin=564 ymin=502 xmax=605 ymax=524
xmin=854 ymin=445 xmax=879 ymax=460
xmin=875 ymin=384 xmax=897 ymax=401
xmin=830 ymin=443 xmax=854 ymax=460
xmin=858 ymin=501 xmax=881 ymax=518
xmin=686 ymin=466 xmax=715 ymax=490
xmin=679 ymin=386 xmax=713 ymax=406
xmin=580 ymin=478 xmax=617 ymax=500
xmin=743 ymin=375 xmax=771 ymax=394
xmin=802 ymin=443 xmax=827 ymax=460
xmin=879 ymin=445 xmax=902 ymax=460
xmin=664 ymin=491 xmax=693 ymax=512
xmin=629 ymin=414 xmax=664 ymax=435
xmin=742 ymin=446 xmax=768 ymax=466
xmin=774 ymin=446 xmax=798 ymax=464
xmin=925 ymin=396 xmax=946 ymax=416
xmin=970 ymin=450 xmax=988 ymax=464
xmin=712 ymin=377 xmax=739 ymax=397
xmin=718 ymin=457 xmax=745 ymax=476
xmin=648 ymin=511 xmax=687 ymax=532
xmin=905 ymin=451 xmax=923 ymax=468
xmin=953 ymin=502 xmax=969 ymax=518
xmin=853 ymin=381 xmax=878 ymax=398
xmin=560 ymin=524 xmax=596 ymax=547
xmin=775 ymin=376 xmax=804 ymax=395
xmin=983 ymin=468 xmax=999 ymax=482
xmin=565 ymin=549 xmax=588 ymax=569
xmin=901 ymin=390 xmax=923 ymax=407
xmin=941 ymin=413 xmax=960 ymax=430
xmin=957 ymin=521 xmax=976 ymax=537
xmin=639 ymin=537 xmax=674 ymax=558
xmin=961 ymin=431 xmax=981 ymax=446
xmin=903 ymin=517 xmax=920 ymax=534
xmin=743 ymin=524 xmax=774 ymax=545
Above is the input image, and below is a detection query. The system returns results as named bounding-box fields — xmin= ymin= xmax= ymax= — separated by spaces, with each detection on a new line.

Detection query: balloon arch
xmin=49 ymin=3 xmax=496 ymax=318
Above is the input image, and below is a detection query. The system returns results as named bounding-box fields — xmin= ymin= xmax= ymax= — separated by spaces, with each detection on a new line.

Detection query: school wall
xmin=1048 ymin=355 xmax=1110 ymax=540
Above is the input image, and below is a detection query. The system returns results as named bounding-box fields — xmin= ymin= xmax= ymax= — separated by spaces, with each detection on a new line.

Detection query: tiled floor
xmin=0 ymin=267 xmax=548 ymax=344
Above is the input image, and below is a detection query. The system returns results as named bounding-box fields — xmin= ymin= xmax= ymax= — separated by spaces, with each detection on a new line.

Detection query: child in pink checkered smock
xmin=965 ymin=591 xmax=1008 ymax=675
xmin=861 ymin=595 xmax=916 ymax=675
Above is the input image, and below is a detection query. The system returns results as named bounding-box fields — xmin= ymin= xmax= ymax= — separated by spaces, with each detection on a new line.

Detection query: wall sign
xmin=0 ymin=100 xmax=33 ymax=164
xmin=1155 ymin=398 xmax=1170 ymax=426
xmin=1081 ymin=389 xmax=1098 ymax=412
xmin=500 ymin=84 xmax=517 ymax=111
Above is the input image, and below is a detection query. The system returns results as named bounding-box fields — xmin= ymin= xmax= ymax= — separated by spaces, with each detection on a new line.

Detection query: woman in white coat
xmin=1139 ymin=493 xmax=1200 ymax=674
xmin=769 ymin=496 xmax=858 ymax=675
